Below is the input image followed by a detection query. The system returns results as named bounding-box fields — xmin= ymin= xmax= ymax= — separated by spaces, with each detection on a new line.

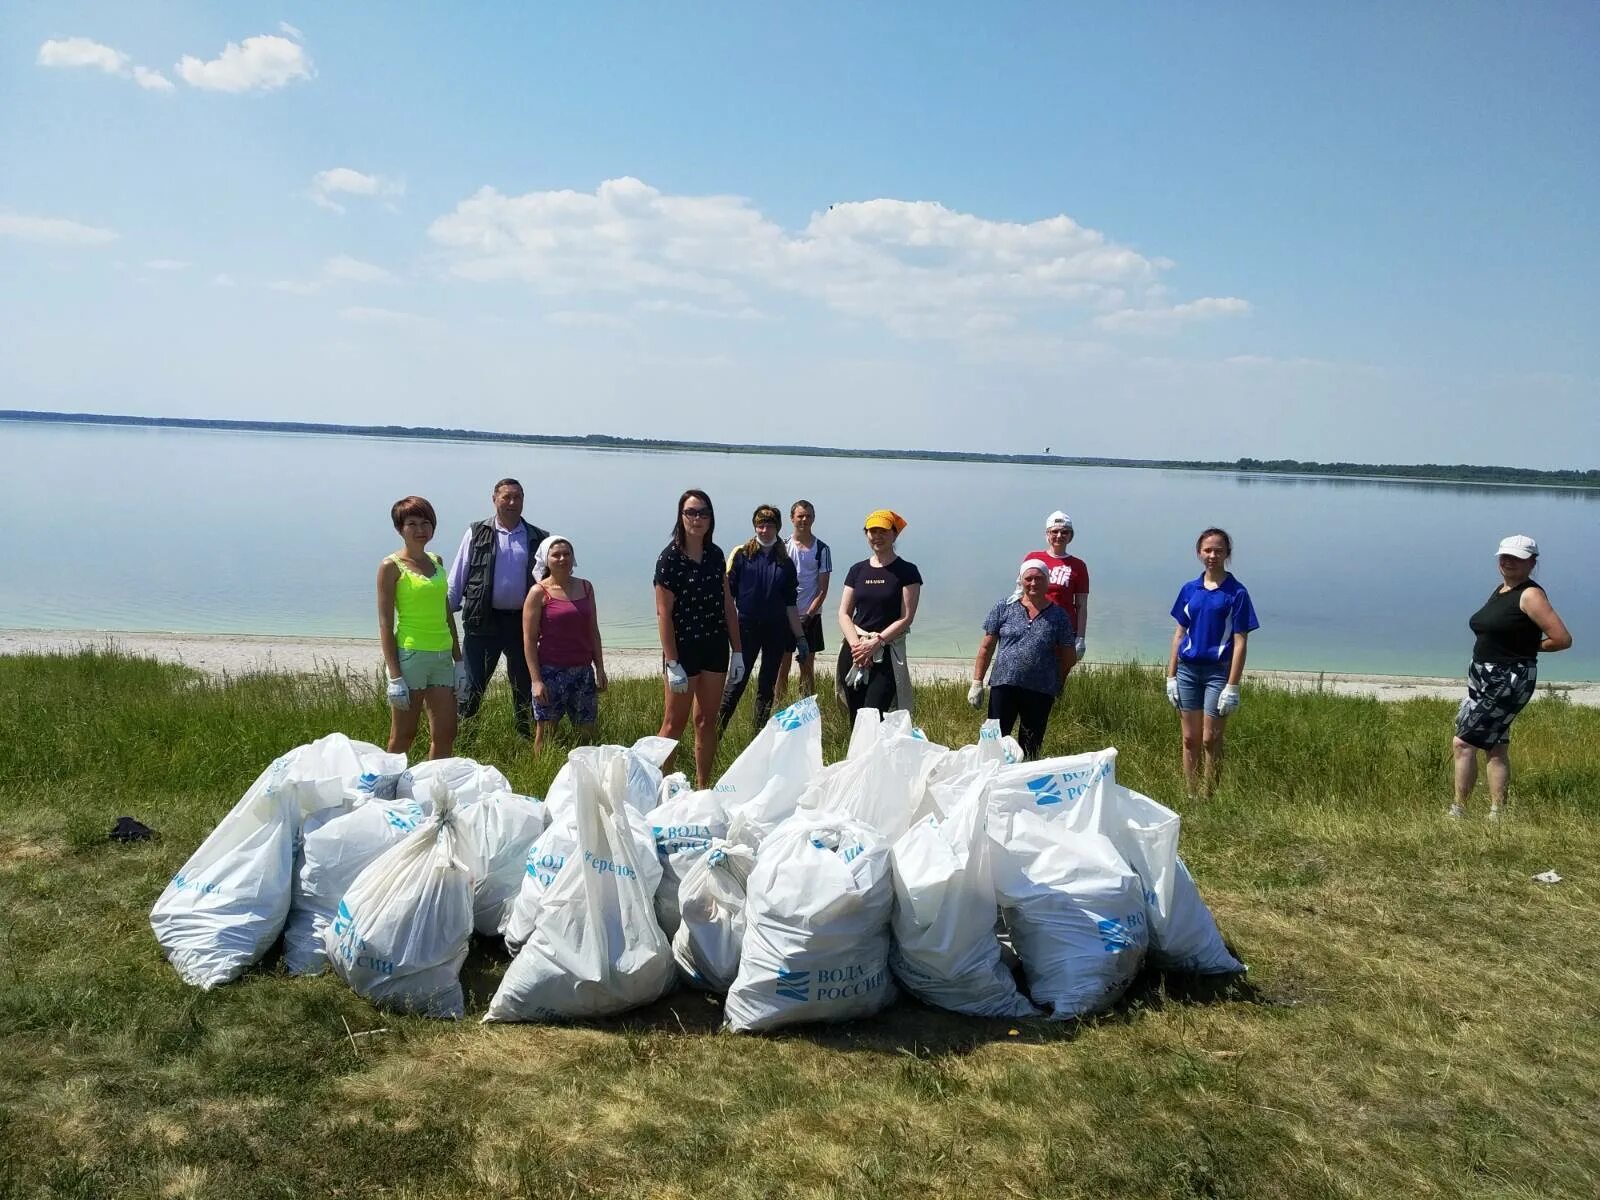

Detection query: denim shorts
xmin=397 ymin=648 xmax=456 ymax=690
xmin=1176 ymin=659 xmax=1230 ymax=717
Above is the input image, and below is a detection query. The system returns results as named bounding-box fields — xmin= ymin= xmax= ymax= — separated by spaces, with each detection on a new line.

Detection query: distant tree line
xmin=3 ymin=409 xmax=1596 ymax=489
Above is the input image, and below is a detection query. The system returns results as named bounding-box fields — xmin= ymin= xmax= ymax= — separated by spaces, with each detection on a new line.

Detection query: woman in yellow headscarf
xmin=835 ymin=509 xmax=921 ymax=718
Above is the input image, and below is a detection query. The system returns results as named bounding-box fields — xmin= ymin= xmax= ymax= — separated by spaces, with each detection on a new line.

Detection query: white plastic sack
xmin=672 ymin=839 xmax=756 ymax=993
xmin=644 ymin=789 xmax=728 ymax=936
xmin=889 ymin=772 xmax=1038 ymax=1018
xmin=718 ymin=697 xmax=825 ymax=848
xmin=799 ymin=714 xmax=945 ymax=841
xmin=325 ymin=783 xmax=477 ymax=1018
xmin=1149 ymin=857 xmax=1245 ymax=974
xmin=994 ymin=818 xmax=1148 ymax=1020
xmin=284 ymin=794 xmax=433 ymax=975
xmin=151 ymin=754 xmax=301 ymax=988
xmin=544 ymin=738 xmax=673 ymax=821
xmin=724 ymin=814 xmax=897 ymax=1032
xmin=501 ymin=776 xmax=661 ymax=954
xmin=976 ymin=717 xmax=1024 ymax=766
xmin=401 ymin=757 xmax=512 ymax=807
xmin=485 ymin=757 xmax=675 ymax=1022
xmin=457 ymin=792 xmax=549 ymax=936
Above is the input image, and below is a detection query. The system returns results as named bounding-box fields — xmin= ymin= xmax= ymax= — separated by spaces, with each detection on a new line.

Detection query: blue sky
xmin=3 ymin=3 xmax=1596 ymax=467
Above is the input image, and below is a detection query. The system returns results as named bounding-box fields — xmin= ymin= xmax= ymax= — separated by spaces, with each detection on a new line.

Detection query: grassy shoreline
xmin=2 ymin=649 xmax=1598 ymax=1198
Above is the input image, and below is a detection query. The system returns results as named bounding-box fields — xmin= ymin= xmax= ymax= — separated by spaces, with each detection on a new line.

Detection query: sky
xmin=2 ymin=3 xmax=1597 ymax=468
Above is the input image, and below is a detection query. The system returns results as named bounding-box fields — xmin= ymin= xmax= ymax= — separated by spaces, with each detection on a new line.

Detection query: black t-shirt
xmin=653 ymin=542 xmax=728 ymax=643
xmin=1469 ymin=580 xmax=1544 ymax=664
xmin=844 ymin=557 xmax=923 ymax=633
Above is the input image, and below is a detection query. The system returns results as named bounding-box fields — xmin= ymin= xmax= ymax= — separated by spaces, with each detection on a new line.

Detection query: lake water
xmin=3 ymin=422 xmax=1596 ymax=680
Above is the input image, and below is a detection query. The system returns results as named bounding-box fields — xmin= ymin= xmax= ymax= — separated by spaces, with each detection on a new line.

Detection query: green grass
xmin=2 ymin=648 xmax=1598 ymax=1199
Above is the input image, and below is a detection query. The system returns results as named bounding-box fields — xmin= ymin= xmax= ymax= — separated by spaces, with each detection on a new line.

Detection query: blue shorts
xmin=397 ymin=648 xmax=455 ymax=690
xmin=533 ymin=664 xmax=598 ymax=725
xmin=1176 ymin=659 xmax=1230 ymax=718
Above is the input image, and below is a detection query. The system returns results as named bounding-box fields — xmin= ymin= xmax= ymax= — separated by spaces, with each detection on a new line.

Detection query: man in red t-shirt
xmin=1035 ymin=511 xmax=1089 ymax=657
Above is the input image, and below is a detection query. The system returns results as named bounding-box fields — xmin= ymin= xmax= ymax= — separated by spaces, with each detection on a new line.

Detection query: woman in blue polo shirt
xmin=718 ymin=503 xmax=807 ymax=731
xmin=1165 ymin=527 xmax=1260 ymax=797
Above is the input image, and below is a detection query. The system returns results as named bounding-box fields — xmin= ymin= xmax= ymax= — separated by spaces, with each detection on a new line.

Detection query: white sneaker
xmin=1487 ymin=806 xmax=1503 ymax=822
xmin=1447 ymin=803 xmax=1467 ymax=820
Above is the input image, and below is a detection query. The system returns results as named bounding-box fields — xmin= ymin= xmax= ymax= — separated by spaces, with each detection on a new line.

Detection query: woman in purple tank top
xmin=521 ymin=535 xmax=607 ymax=753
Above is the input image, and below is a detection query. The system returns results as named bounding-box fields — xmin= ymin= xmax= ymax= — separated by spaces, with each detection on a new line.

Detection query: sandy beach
xmin=5 ymin=627 xmax=1596 ymax=707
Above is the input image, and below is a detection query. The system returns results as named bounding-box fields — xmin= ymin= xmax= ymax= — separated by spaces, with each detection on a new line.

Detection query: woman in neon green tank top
xmin=378 ymin=495 xmax=462 ymax=759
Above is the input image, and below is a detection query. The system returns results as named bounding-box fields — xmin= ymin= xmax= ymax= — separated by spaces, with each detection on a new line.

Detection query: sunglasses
xmin=681 ymin=507 xmax=711 ymax=519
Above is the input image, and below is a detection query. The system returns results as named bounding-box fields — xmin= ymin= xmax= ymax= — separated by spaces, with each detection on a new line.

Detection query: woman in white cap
xmin=1035 ymin=511 xmax=1089 ymax=658
xmin=968 ymin=557 xmax=1078 ymax=759
xmin=1449 ymin=535 xmax=1572 ymax=820
xmin=521 ymin=534 xmax=607 ymax=754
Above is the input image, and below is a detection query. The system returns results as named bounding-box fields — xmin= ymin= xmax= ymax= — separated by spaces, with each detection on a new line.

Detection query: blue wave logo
xmin=776 ymin=967 xmax=810 ymax=1003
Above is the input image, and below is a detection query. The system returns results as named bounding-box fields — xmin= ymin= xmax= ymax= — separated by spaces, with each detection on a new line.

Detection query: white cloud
xmin=547 ymin=310 xmax=630 ymax=329
xmin=176 ymin=34 xmax=312 ymax=92
xmin=340 ymin=306 xmax=439 ymax=330
xmin=38 ymin=37 xmax=173 ymax=91
xmin=133 ymin=65 xmax=174 ymax=91
xmin=1094 ymin=296 xmax=1251 ymax=334
xmin=212 ymin=273 xmax=237 ymax=287
xmin=279 ymin=22 xmax=304 ymax=40
xmin=0 ymin=212 xmax=118 ymax=245
xmin=310 ymin=167 xmax=403 ymax=213
xmin=144 ymin=259 xmax=189 ymax=271
xmin=38 ymin=37 xmax=128 ymax=73
xmin=322 ymin=255 xmax=399 ymax=284
xmin=427 ymin=177 xmax=1228 ymax=343
xmin=270 ymin=256 xmax=402 ymax=293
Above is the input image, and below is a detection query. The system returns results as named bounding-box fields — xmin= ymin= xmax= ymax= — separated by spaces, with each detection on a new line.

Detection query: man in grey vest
xmin=446 ymin=478 xmax=550 ymax=739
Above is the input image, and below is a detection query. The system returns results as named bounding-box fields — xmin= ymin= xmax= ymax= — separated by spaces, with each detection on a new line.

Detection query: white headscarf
xmin=1019 ymin=556 xmax=1052 ymax=582
xmin=533 ymin=534 xmax=572 ymax=582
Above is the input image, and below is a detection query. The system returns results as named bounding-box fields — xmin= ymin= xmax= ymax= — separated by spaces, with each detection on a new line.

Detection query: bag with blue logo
xmin=889 ymin=770 xmax=1040 ymax=1018
xmin=543 ymin=737 xmax=675 ymax=823
xmin=717 ymin=697 xmax=826 ymax=849
xmin=644 ymin=788 xmax=729 ymax=936
xmin=284 ymin=792 xmax=434 ymax=975
xmin=485 ymin=756 xmax=675 ymax=1023
xmin=724 ymin=814 xmax=897 ymax=1032
xmin=456 ymin=792 xmax=549 ymax=936
xmin=150 ymin=735 xmax=402 ymax=989
xmin=325 ymin=781 xmax=478 ymax=1018
xmin=1149 ymin=857 xmax=1245 ymax=974
xmin=672 ymin=838 xmax=757 ymax=992
xmin=991 ymin=810 xmax=1148 ymax=1019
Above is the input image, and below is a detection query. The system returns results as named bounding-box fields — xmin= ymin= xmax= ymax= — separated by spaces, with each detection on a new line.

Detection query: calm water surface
xmin=3 ymin=423 xmax=1596 ymax=680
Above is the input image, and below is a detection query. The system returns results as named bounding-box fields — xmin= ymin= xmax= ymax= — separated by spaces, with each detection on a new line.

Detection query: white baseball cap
xmin=1044 ymin=510 xmax=1073 ymax=531
xmin=1496 ymin=535 xmax=1538 ymax=560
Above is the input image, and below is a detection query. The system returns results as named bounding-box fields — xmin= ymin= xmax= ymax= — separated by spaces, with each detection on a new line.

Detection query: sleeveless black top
xmin=1469 ymin=580 xmax=1543 ymax=664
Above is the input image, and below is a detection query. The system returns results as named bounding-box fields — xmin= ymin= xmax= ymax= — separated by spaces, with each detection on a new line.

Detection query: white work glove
xmin=1165 ymin=676 xmax=1180 ymax=709
xmin=1074 ymin=636 xmax=1086 ymax=657
xmin=966 ymin=679 xmax=985 ymax=709
xmin=664 ymin=659 xmax=689 ymax=694
xmin=453 ymin=659 xmax=470 ymax=705
xmin=726 ymin=651 xmax=747 ymax=687
xmin=386 ymin=675 xmax=410 ymax=711
xmin=1216 ymin=683 xmax=1241 ymax=717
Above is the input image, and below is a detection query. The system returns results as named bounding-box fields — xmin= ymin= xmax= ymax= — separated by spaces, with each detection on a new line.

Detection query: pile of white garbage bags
xmin=151 ymin=702 xmax=1243 ymax=1029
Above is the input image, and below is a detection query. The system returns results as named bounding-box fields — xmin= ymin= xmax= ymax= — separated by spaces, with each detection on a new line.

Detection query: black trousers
xmin=460 ymin=607 xmax=532 ymax=737
xmin=988 ymin=684 xmax=1056 ymax=760
xmin=837 ymin=645 xmax=902 ymax=720
xmin=719 ymin=618 xmax=793 ymax=731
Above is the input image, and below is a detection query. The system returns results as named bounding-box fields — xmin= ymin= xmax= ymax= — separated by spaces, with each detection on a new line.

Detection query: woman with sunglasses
xmin=836 ymin=509 xmax=921 ymax=718
xmin=654 ymin=490 xmax=745 ymax=786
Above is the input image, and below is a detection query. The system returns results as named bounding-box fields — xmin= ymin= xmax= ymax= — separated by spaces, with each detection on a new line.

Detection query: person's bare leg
xmin=388 ymin=701 xmax=422 ymax=755
xmin=1486 ymin=744 xmax=1511 ymax=812
xmin=775 ymin=652 xmax=793 ymax=707
xmin=1179 ymin=709 xmax=1203 ymax=797
xmin=690 ymin=672 xmax=725 ymax=788
xmin=657 ymin=681 xmax=693 ymax=777
xmin=533 ymin=720 xmax=559 ymax=755
xmin=1202 ymin=714 xmax=1227 ymax=793
xmin=421 ymin=687 xmax=458 ymax=759
xmin=1452 ymin=736 xmax=1479 ymax=809
xmin=798 ymin=651 xmax=816 ymax=698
